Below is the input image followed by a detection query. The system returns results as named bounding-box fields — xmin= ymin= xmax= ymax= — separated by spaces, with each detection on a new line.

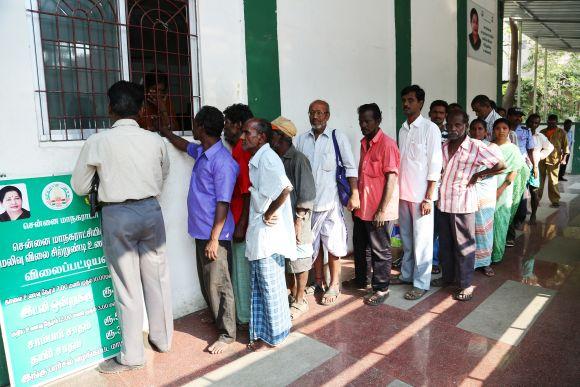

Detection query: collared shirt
xmin=532 ymin=133 xmax=554 ymax=170
xmin=355 ymin=129 xmax=400 ymax=221
xmin=245 ymin=144 xmax=296 ymax=261
xmin=295 ymin=127 xmax=357 ymax=212
xmin=438 ymin=137 xmax=500 ymax=214
xmin=281 ymin=145 xmax=316 ymax=246
xmin=514 ymin=125 xmax=534 ymax=155
xmin=230 ymin=139 xmax=251 ymax=224
xmin=484 ymin=109 xmax=502 ymax=137
xmin=567 ymin=129 xmax=574 ymax=150
xmin=398 ymin=115 xmax=443 ymax=203
xmin=71 ymin=119 xmax=170 ymax=202
xmin=186 ymin=141 xmax=239 ymax=240
xmin=541 ymin=127 xmax=569 ymax=165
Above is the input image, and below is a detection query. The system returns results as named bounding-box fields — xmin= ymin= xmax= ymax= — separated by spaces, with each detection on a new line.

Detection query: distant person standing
xmin=526 ymin=114 xmax=554 ymax=224
xmin=72 ymin=81 xmax=173 ymax=373
xmin=559 ymin=119 xmax=574 ymax=181
xmin=539 ymin=114 xmax=569 ymax=207
xmin=429 ymin=100 xmax=448 ymax=141
xmin=471 ymin=95 xmax=501 ymax=137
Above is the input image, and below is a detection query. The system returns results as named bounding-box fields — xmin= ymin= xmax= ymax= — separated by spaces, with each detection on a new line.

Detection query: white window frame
xmin=27 ymin=0 xmax=201 ymax=142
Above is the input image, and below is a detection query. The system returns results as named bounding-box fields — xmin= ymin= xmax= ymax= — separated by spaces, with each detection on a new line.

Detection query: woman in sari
xmin=491 ymin=118 xmax=530 ymax=263
xmin=469 ymin=118 xmax=501 ymax=275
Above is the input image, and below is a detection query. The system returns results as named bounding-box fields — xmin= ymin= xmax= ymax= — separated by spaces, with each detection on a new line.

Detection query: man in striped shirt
xmin=432 ymin=110 xmax=504 ymax=301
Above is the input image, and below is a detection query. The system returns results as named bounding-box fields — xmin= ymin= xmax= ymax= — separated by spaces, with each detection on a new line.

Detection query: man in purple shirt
xmin=160 ymin=106 xmax=239 ymax=355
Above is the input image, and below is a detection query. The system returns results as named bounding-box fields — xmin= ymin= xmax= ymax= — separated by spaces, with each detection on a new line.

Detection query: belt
xmin=100 ymin=197 xmax=154 ymax=207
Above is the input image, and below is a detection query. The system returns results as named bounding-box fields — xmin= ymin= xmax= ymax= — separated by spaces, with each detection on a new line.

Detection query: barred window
xmin=28 ymin=0 xmax=199 ymax=141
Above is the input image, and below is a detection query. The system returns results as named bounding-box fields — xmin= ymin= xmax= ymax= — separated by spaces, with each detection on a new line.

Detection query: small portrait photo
xmin=469 ymin=7 xmax=481 ymax=51
xmin=0 ymin=184 xmax=31 ymax=222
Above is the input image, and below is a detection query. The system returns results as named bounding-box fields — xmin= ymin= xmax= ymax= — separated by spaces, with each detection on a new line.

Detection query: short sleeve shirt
xmin=230 ymin=139 xmax=251 ymax=224
xmin=354 ymin=130 xmax=400 ymax=221
xmin=515 ymin=125 xmax=535 ymax=155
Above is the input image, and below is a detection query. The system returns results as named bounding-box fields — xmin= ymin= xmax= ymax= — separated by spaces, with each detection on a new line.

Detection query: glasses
xmin=308 ymin=110 xmax=328 ymax=117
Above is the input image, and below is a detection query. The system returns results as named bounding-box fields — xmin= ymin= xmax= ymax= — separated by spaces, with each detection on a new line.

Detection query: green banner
xmin=0 ymin=175 xmax=120 ymax=386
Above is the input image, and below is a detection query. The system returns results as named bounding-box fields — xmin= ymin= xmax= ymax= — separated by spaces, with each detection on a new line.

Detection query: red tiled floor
xmin=64 ymin=177 xmax=580 ymax=386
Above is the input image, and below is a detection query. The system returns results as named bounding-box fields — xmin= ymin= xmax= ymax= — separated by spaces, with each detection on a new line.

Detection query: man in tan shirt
xmin=539 ymin=114 xmax=569 ymax=207
xmin=71 ymin=81 xmax=173 ymax=374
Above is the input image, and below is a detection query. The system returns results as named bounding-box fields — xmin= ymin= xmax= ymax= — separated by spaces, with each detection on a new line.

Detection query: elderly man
xmin=223 ymin=103 xmax=254 ymax=328
xmin=270 ymin=116 xmax=316 ymax=320
xmin=160 ymin=106 xmax=238 ymax=355
xmin=72 ymin=81 xmax=172 ymax=373
xmin=242 ymin=118 xmax=295 ymax=351
xmin=353 ymin=103 xmax=400 ymax=305
xmin=391 ymin=85 xmax=442 ymax=300
xmin=296 ymin=100 xmax=359 ymax=305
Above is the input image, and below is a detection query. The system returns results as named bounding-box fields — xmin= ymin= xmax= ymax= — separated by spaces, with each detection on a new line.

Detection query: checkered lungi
xmin=249 ymin=253 xmax=291 ymax=346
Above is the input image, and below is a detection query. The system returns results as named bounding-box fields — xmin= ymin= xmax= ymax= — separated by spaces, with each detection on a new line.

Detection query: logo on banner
xmin=42 ymin=182 xmax=73 ymax=210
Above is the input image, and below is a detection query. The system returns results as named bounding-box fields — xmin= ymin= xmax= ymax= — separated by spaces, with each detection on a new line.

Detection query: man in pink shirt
xmin=433 ymin=110 xmax=504 ymax=301
xmin=352 ymin=103 xmax=400 ymax=306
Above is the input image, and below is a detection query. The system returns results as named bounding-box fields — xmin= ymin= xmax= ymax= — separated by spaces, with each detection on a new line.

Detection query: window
xmin=28 ymin=0 xmax=199 ymax=141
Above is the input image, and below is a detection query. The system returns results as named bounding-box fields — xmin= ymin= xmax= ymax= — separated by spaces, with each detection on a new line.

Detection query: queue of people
xmin=70 ymin=80 xmax=572 ymax=374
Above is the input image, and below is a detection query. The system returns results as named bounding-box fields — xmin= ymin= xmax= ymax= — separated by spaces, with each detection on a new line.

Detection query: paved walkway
xmin=52 ymin=176 xmax=580 ymax=386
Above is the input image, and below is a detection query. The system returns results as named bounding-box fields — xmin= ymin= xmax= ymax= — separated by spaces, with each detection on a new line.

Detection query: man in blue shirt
xmin=160 ymin=106 xmax=239 ymax=355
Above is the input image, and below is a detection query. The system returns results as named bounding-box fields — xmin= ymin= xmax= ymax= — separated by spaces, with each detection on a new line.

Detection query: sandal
xmin=483 ymin=266 xmax=495 ymax=277
xmin=290 ymin=300 xmax=309 ymax=320
xmin=364 ymin=290 xmax=389 ymax=306
xmin=454 ymin=289 xmax=473 ymax=301
xmin=305 ymin=284 xmax=325 ymax=295
xmin=404 ymin=287 xmax=427 ymax=300
xmin=431 ymin=265 xmax=441 ymax=274
xmin=321 ymin=286 xmax=340 ymax=306
xmin=390 ymin=276 xmax=412 ymax=285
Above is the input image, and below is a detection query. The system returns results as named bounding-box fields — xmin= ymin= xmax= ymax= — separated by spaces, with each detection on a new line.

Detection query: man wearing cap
xmin=506 ymin=107 xmax=535 ymax=246
xmin=270 ymin=116 xmax=316 ymax=320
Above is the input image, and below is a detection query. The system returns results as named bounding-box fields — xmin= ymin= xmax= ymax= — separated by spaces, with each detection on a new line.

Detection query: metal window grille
xmin=27 ymin=0 xmax=199 ymax=141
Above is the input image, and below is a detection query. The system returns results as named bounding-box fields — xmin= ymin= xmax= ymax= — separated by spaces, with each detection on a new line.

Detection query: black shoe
xmin=98 ymin=358 xmax=144 ymax=374
xmin=550 ymin=202 xmax=560 ymax=208
xmin=559 ymin=178 xmax=568 ymax=182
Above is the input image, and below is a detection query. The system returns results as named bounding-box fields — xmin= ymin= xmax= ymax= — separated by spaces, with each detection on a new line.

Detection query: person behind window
xmin=469 ymin=8 xmax=481 ymax=51
xmin=0 ymin=186 xmax=30 ymax=222
xmin=138 ymin=71 xmax=179 ymax=132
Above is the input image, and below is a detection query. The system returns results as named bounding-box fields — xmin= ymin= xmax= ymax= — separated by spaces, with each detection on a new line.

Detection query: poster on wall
xmin=467 ymin=0 xmax=497 ymax=65
xmin=0 ymin=175 xmax=120 ymax=386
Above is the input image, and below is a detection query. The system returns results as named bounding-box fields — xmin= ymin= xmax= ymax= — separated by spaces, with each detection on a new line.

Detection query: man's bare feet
xmin=208 ymin=339 xmax=232 ymax=355
xmin=247 ymin=340 xmax=275 ymax=352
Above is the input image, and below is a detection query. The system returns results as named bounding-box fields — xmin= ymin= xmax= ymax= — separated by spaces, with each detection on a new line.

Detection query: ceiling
xmin=504 ymin=0 xmax=580 ymax=52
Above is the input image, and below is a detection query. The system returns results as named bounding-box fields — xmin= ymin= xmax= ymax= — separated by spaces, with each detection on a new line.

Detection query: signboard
xmin=467 ymin=0 xmax=497 ymax=65
xmin=0 ymin=175 xmax=120 ymax=386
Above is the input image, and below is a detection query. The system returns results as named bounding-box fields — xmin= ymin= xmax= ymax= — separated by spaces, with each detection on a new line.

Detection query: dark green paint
xmin=457 ymin=0 xmax=467 ymax=108
xmin=497 ymin=0 xmax=504 ymax=105
xmin=395 ymin=0 xmax=412 ymax=137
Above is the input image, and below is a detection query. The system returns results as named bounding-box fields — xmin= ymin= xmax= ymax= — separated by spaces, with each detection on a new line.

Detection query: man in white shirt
xmin=391 ymin=85 xmax=442 ymax=300
xmin=71 ymin=81 xmax=173 ymax=373
xmin=241 ymin=118 xmax=294 ymax=351
xmin=296 ymin=100 xmax=360 ymax=305
xmin=471 ymin=95 xmax=501 ymax=137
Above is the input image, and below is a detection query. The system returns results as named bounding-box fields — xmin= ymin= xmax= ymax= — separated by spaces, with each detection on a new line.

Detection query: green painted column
xmin=457 ymin=0 xmax=467 ymax=109
xmin=497 ymin=0 xmax=504 ymax=105
xmin=394 ymin=0 xmax=412 ymax=137
xmin=572 ymin=123 xmax=579 ymax=175
xmin=243 ymin=0 xmax=281 ymax=121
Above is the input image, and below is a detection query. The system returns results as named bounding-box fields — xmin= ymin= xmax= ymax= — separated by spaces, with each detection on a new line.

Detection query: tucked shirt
xmin=245 ymin=144 xmax=296 ymax=261
xmin=281 ymin=145 xmax=316 ymax=246
xmin=71 ymin=119 xmax=170 ymax=202
xmin=438 ymin=137 xmax=500 ymax=214
xmin=515 ymin=125 xmax=535 ymax=155
xmin=541 ymin=127 xmax=569 ymax=165
xmin=355 ymin=130 xmax=400 ymax=221
xmin=398 ymin=115 xmax=443 ymax=203
xmin=295 ymin=127 xmax=357 ymax=211
xmin=186 ymin=141 xmax=239 ymax=240
xmin=230 ymin=139 xmax=252 ymax=224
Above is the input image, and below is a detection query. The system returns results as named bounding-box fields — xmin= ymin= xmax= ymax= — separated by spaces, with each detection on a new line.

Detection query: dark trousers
xmin=438 ymin=212 xmax=476 ymax=289
xmin=195 ymin=239 xmax=237 ymax=341
xmin=559 ymin=154 xmax=570 ymax=179
xmin=508 ymin=195 xmax=527 ymax=241
xmin=353 ymin=216 xmax=392 ymax=292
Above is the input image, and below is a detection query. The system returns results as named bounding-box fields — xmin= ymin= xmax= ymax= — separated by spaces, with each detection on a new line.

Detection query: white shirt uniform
xmin=398 ymin=115 xmax=443 ymax=203
xmin=295 ymin=127 xmax=357 ymax=212
xmin=245 ymin=144 xmax=296 ymax=261
xmin=71 ymin=119 xmax=170 ymax=202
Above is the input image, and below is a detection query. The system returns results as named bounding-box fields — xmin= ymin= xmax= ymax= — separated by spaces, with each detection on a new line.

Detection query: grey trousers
xmin=101 ymin=198 xmax=173 ymax=366
xmin=195 ymin=239 xmax=237 ymax=341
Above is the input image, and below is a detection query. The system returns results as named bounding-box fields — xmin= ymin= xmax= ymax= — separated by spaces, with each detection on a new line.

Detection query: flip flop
xmin=404 ymin=287 xmax=427 ymax=300
xmin=290 ymin=300 xmax=309 ymax=320
xmin=364 ymin=290 xmax=389 ymax=306
xmin=483 ymin=266 xmax=495 ymax=277
xmin=321 ymin=286 xmax=340 ymax=306
xmin=454 ymin=289 xmax=473 ymax=301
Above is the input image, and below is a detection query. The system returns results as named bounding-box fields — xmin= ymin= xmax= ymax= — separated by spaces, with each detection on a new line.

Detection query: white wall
xmin=0 ymin=0 xmax=247 ymax=318
xmin=466 ymin=0 xmax=498 ymax=108
xmin=412 ymin=0 xmax=458 ymax=113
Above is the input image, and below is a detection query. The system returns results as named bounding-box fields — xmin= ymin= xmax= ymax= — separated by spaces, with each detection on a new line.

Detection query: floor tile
xmin=569 ymin=214 xmax=580 ymax=227
xmin=566 ymin=182 xmax=580 ymax=190
xmin=382 ymin=284 xmax=441 ymax=310
xmin=456 ymin=280 xmax=556 ymax=345
xmin=185 ymin=333 xmax=338 ymax=386
xmin=387 ymin=379 xmax=413 ymax=387
xmin=534 ymin=236 xmax=580 ymax=265
xmin=533 ymin=206 xmax=558 ymax=222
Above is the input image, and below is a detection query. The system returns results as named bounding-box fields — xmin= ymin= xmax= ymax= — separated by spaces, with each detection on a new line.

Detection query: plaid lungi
xmin=232 ymin=242 xmax=251 ymax=324
xmin=250 ymin=254 xmax=291 ymax=346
